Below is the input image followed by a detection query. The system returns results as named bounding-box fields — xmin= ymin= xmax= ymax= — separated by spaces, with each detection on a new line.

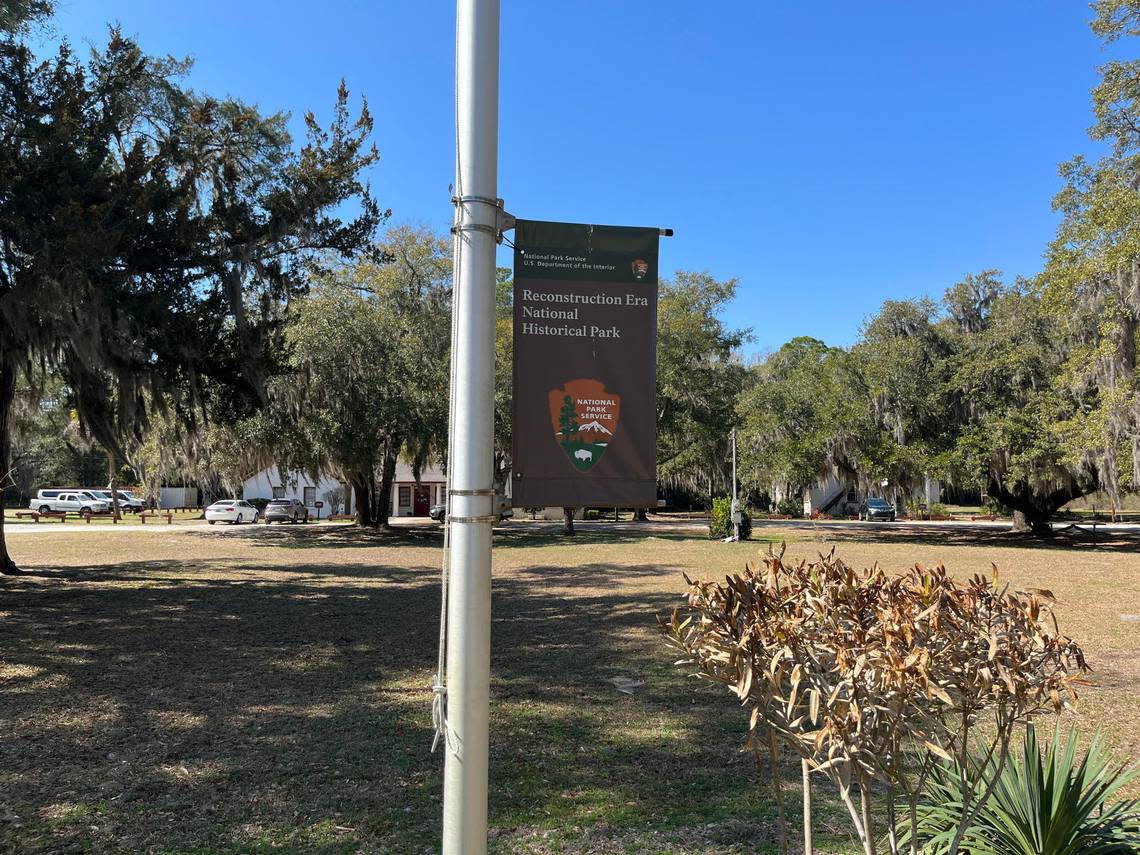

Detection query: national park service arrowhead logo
xmin=548 ymin=379 xmax=621 ymax=472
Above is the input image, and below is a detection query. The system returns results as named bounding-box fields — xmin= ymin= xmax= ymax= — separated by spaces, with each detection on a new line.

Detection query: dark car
xmin=429 ymin=498 xmax=512 ymax=524
xmin=858 ymin=497 xmax=896 ymax=522
xmin=264 ymin=498 xmax=309 ymax=524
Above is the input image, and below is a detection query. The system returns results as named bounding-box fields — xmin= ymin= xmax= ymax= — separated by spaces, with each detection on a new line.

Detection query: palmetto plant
xmin=907 ymin=724 xmax=1140 ymax=854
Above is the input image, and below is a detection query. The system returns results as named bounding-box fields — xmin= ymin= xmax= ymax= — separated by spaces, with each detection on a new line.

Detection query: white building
xmin=802 ymin=471 xmax=942 ymax=517
xmin=241 ymin=460 xmax=448 ymax=518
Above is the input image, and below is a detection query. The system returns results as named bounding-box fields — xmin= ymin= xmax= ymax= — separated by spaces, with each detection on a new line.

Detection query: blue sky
xmin=44 ymin=2 xmax=1113 ymax=355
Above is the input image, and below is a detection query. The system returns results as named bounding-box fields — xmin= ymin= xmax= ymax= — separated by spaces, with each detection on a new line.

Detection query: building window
xmin=272 ymin=485 xmax=285 ymax=499
xmin=398 ymin=486 xmax=412 ymax=507
xmin=303 ymin=486 xmax=315 ymax=506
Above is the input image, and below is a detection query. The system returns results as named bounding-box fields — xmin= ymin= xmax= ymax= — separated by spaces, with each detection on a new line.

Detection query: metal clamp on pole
xmin=447 ymin=514 xmax=499 ymax=524
xmin=451 ymin=222 xmax=499 ymax=236
xmin=449 ymin=488 xmax=496 ymax=496
xmin=451 ymin=194 xmax=503 ymax=209
xmin=451 ymin=195 xmax=514 ymax=242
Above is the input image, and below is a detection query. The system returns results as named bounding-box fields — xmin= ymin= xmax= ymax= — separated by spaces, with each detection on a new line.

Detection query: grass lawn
xmin=1 ymin=522 xmax=1138 ymax=853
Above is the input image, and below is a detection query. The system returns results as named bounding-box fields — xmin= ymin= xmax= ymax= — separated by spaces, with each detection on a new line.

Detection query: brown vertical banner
xmin=511 ymin=220 xmax=659 ymax=507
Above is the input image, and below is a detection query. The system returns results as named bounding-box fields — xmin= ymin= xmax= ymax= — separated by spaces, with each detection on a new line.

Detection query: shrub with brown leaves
xmin=663 ymin=545 xmax=1089 ymax=855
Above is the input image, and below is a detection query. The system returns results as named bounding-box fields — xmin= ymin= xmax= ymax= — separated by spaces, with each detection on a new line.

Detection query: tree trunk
xmin=108 ymin=452 xmax=121 ymax=523
xmin=802 ymin=759 xmax=813 ymax=855
xmin=860 ymin=775 xmax=877 ymax=855
xmin=562 ymin=507 xmax=575 ymax=535
xmin=376 ymin=445 xmax=398 ymax=529
xmin=988 ymin=477 xmax=1075 ymax=536
xmin=352 ymin=473 xmax=376 ymax=527
xmin=1012 ymin=508 xmax=1053 ymax=535
xmin=1 ymin=352 xmax=20 ymax=575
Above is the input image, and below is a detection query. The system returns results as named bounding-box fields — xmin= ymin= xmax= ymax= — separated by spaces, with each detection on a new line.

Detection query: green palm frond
xmin=902 ymin=724 xmax=1140 ymax=854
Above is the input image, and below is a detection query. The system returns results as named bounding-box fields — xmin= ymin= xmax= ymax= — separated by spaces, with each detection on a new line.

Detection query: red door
xmin=413 ymin=485 xmax=431 ymax=516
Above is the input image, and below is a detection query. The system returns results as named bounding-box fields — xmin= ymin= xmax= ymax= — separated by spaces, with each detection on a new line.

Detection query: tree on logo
xmin=558 ymin=395 xmax=579 ymax=437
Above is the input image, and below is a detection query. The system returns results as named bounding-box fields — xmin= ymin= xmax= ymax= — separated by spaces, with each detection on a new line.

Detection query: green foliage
xmin=494 ymin=267 xmax=515 ymax=486
xmin=906 ymin=724 xmax=1140 ymax=854
xmin=0 ymin=8 xmax=382 ymax=571
xmin=707 ymin=496 xmax=751 ymax=539
xmin=0 ymin=0 xmax=52 ymax=33
xmin=276 ymin=225 xmax=451 ymax=525
xmin=6 ymin=372 xmax=104 ymax=501
xmin=656 ymin=272 xmax=750 ymax=496
xmin=738 ymin=337 xmax=870 ymax=499
xmin=741 ymin=273 xmax=1106 ymax=533
xmin=1036 ymin=1 xmax=1140 ymax=508
xmin=775 ymin=496 xmax=802 ymax=518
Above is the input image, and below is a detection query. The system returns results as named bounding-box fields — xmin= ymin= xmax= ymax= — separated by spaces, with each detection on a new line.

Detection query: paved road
xmin=2 ymin=519 xmax=347 ymax=536
xmin=5 ymin=514 xmax=1138 ymax=541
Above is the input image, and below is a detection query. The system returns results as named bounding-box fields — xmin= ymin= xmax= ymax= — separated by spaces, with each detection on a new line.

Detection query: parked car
xmin=205 ymin=500 xmax=259 ymax=524
xmin=264 ymin=498 xmax=309 ymax=524
xmin=30 ymin=491 xmax=109 ymax=516
xmin=428 ymin=496 xmax=512 ymax=524
xmin=89 ymin=489 xmax=145 ymax=512
xmin=858 ymin=497 xmax=897 ymax=522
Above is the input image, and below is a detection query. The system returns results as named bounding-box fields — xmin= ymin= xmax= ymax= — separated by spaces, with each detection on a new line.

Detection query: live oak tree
xmin=945 ymin=282 xmax=1099 ymax=533
xmin=278 ymin=226 xmax=451 ymax=527
xmin=1040 ymin=0 xmax=1140 ymax=509
xmin=740 ymin=276 xmax=1100 ymax=533
xmin=0 ymin=10 xmax=381 ymax=572
xmin=737 ymin=337 xmax=870 ymax=505
xmin=852 ymin=298 xmax=955 ymax=507
xmin=656 ymin=271 xmax=749 ymax=504
xmin=6 ymin=372 xmax=106 ymax=502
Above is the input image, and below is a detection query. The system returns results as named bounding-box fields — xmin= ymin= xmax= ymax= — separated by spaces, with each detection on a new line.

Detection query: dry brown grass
xmin=1 ymin=521 xmax=1137 ymax=854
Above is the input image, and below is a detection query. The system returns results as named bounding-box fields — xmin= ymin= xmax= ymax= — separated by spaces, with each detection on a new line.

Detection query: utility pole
xmin=443 ymin=1 xmax=499 ymax=852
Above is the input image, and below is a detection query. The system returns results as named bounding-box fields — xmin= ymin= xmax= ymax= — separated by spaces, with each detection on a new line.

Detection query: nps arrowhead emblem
xmin=548 ymin=379 xmax=621 ymax=472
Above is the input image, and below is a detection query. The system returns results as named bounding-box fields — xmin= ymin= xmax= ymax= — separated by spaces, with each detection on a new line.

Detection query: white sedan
xmin=205 ymin=499 xmax=259 ymax=525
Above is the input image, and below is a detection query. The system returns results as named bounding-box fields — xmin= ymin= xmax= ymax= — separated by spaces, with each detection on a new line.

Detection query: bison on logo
xmin=548 ymin=379 xmax=621 ymax=472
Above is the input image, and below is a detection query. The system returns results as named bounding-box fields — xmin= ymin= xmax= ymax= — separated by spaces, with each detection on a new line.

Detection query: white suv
xmin=31 ymin=491 xmax=110 ymax=516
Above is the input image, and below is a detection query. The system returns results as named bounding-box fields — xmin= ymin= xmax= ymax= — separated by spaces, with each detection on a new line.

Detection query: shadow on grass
xmin=195 ymin=522 xmax=445 ymax=550
xmin=754 ymin=519 xmax=1140 ymax=554
xmin=200 ymin=519 xmax=725 ymax=553
xmin=0 ymin=550 xmax=833 ymax=854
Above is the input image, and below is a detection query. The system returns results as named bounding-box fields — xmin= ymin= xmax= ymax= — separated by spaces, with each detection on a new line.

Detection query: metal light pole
xmin=442 ymin=1 xmax=499 ymax=852
xmin=731 ymin=427 xmax=740 ymax=541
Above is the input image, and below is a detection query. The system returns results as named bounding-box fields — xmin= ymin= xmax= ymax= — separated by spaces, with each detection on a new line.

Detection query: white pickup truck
xmin=30 ymin=491 xmax=110 ymax=516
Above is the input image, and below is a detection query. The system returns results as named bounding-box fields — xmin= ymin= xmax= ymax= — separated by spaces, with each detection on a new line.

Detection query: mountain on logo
xmin=547 ymin=379 xmax=622 ymax=473
xmin=578 ymin=420 xmax=612 ymax=435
